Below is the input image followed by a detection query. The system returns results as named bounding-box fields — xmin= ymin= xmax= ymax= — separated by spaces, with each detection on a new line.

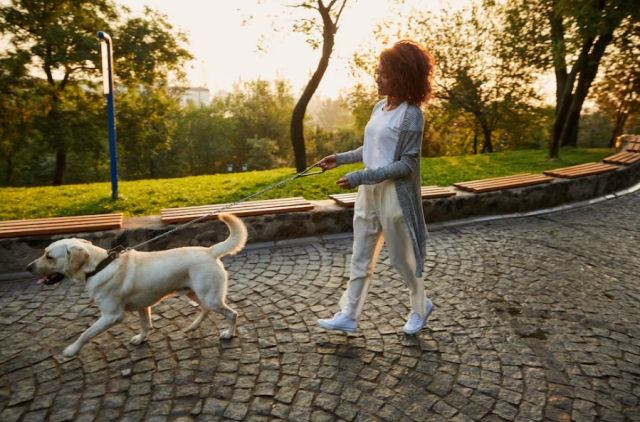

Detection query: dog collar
xmin=85 ymin=245 xmax=125 ymax=280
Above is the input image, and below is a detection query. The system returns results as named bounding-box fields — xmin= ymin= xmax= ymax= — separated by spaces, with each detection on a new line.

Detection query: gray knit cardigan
xmin=335 ymin=99 xmax=428 ymax=277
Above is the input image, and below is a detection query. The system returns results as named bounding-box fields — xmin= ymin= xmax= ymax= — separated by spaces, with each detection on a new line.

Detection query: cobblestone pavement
xmin=1 ymin=191 xmax=640 ymax=422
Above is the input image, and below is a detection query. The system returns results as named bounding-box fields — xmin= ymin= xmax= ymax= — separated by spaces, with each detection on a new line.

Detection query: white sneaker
xmin=403 ymin=299 xmax=434 ymax=335
xmin=317 ymin=312 xmax=357 ymax=333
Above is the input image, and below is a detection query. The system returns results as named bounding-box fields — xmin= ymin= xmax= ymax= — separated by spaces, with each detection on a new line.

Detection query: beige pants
xmin=339 ymin=178 xmax=428 ymax=320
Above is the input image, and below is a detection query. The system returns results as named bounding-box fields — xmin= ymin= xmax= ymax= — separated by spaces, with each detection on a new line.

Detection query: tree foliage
xmin=0 ymin=51 xmax=42 ymax=185
xmin=592 ymin=18 xmax=640 ymax=147
xmin=503 ymin=0 xmax=640 ymax=157
xmin=0 ymin=0 xmax=192 ymax=185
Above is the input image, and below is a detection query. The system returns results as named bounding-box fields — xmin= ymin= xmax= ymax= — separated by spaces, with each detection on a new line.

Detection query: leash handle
xmin=121 ymin=161 xmax=324 ymax=255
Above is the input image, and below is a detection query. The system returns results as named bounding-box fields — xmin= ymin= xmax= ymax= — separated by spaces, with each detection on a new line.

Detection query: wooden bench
xmin=626 ymin=140 xmax=640 ymax=153
xmin=161 ymin=197 xmax=313 ymax=224
xmin=329 ymin=186 xmax=456 ymax=207
xmin=543 ymin=162 xmax=618 ymax=179
xmin=453 ymin=173 xmax=553 ymax=193
xmin=603 ymin=151 xmax=640 ymax=166
xmin=0 ymin=214 xmax=124 ymax=238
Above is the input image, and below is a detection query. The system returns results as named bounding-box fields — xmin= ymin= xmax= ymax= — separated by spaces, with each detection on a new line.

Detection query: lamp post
xmin=98 ymin=31 xmax=118 ymax=200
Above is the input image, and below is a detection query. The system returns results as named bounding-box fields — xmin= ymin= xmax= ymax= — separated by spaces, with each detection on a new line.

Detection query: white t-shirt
xmin=363 ymin=101 xmax=408 ymax=170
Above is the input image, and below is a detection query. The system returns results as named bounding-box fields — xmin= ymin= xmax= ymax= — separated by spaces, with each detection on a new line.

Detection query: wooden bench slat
xmin=161 ymin=197 xmax=307 ymax=214
xmin=164 ymin=203 xmax=314 ymax=218
xmin=461 ymin=176 xmax=552 ymax=193
xmin=454 ymin=174 xmax=534 ymax=188
xmin=469 ymin=177 xmax=553 ymax=193
xmin=0 ymin=217 xmax=122 ymax=229
xmin=162 ymin=200 xmax=309 ymax=217
xmin=0 ymin=213 xmax=123 ymax=227
xmin=543 ymin=162 xmax=607 ymax=172
xmin=455 ymin=174 xmax=552 ymax=192
xmin=546 ymin=165 xmax=607 ymax=176
xmin=422 ymin=191 xmax=457 ymax=198
xmin=0 ymin=218 xmax=123 ymax=238
xmin=421 ymin=187 xmax=456 ymax=198
xmin=603 ymin=152 xmax=640 ymax=165
xmin=553 ymin=162 xmax=609 ymax=171
xmin=0 ymin=218 xmax=123 ymax=230
xmin=626 ymin=142 xmax=640 ymax=152
xmin=163 ymin=202 xmax=312 ymax=218
xmin=0 ymin=213 xmax=123 ymax=238
xmin=455 ymin=176 xmax=536 ymax=189
xmin=544 ymin=163 xmax=618 ymax=178
xmin=329 ymin=186 xmax=456 ymax=207
xmin=0 ymin=221 xmax=123 ymax=234
xmin=162 ymin=203 xmax=314 ymax=223
xmin=457 ymin=174 xmax=544 ymax=189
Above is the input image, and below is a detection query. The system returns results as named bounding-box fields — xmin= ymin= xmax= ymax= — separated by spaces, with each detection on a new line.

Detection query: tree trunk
xmin=550 ymin=1 xmax=567 ymax=116
xmin=290 ymin=3 xmax=339 ymax=172
xmin=609 ymin=113 xmax=628 ymax=148
xmin=150 ymin=157 xmax=155 ymax=179
xmin=5 ymin=155 xmax=12 ymax=186
xmin=53 ymin=151 xmax=66 ymax=186
xmin=473 ymin=131 xmax=478 ymax=155
xmin=480 ymin=122 xmax=493 ymax=153
xmin=549 ymin=39 xmax=593 ymax=158
xmin=560 ymin=33 xmax=613 ymax=148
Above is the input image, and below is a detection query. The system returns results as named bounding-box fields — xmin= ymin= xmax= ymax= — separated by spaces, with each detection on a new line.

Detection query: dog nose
xmin=27 ymin=263 xmax=35 ymax=273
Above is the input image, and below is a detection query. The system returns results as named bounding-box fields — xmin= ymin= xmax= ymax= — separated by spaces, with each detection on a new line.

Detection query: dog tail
xmin=210 ymin=213 xmax=248 ymax=258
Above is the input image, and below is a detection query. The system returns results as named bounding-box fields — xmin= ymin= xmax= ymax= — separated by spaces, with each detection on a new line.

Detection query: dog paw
xmin=219 ymin=330 xmax=234 ymax=340
xmin=130 ymin=334 xmax=146 ymax=345
xmin=62 ymin=345 xmax=78 ymax=358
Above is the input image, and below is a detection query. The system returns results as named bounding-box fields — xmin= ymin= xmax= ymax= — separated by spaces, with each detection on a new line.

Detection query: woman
xmin=317 ymin=40 xmax=434 ymax=335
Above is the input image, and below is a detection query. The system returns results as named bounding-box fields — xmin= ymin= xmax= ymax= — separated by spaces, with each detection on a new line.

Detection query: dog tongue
xmin=37 ymin=277 xmax=46 ymax=285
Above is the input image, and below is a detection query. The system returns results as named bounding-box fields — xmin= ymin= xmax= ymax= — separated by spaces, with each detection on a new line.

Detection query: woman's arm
xmin=344 ymin=130 xmax=421 ymax=188
xmin=334 ymin=147 xmax=364 ymax=166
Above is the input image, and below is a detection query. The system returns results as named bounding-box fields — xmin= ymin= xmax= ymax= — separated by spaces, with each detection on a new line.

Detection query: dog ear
xmin=80 ymin=239 xmax=92 ymax=245
xmin=69 ymin=245 xmax=91 ymax=273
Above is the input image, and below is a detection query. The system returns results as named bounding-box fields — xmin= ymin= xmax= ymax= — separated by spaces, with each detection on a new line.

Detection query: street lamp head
xmin=97 ymin=31 xmax=111 ymax=42
xmin=98 ymin=31 xmax=112 ymax=95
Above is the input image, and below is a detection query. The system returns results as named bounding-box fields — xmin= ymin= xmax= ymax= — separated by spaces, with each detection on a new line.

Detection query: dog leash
xmin=116 ymin=161 xmax=326 ymax=256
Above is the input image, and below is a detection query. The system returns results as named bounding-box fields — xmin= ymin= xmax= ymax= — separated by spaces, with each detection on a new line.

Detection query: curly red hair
xmin=379 ymin=40 xmax=435 ymax=107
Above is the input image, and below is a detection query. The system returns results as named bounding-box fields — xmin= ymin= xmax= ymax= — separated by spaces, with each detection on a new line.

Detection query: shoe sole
xmin=403 ymin=299 xmax=434 ymax=335
xmin=317 ymin=319 xmax=356 ymax=333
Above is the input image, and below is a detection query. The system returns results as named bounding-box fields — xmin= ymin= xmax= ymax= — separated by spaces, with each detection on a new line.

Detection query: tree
xmin=245 ymin=0 xmax=349 ymax=171
xmin=113 ymin=6 xmax=192 ymax=87
xmin=503 ymin=0 xmax=640 ymax=157
xmin=223 ymin=77 xmax=295 ymax=168
xmin=0 ymin=51 xmax=43 ymax=186
xmin=0 ymin=0 xmax=118 ymax=185
xmin=593 ymin=19 xmax=640 ymax=147
xmin=115 ymin=85 xmax=182 ymax=180
xmin=175 ymin=101 xmax=235 ymax=176
xmin=349 ymin=2 xmax=539 ymax=155
xmin=0 ymin=1 xmax=192 ymax=185
xmin=246 ymin=137 xmax=282 ymax=171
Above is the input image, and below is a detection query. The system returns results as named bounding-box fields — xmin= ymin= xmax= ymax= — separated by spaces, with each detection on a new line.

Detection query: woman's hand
xmin=319 ymin=155 xmax=337 ymax=171
xmin=336 ymin=176 xmax=352 ymax=190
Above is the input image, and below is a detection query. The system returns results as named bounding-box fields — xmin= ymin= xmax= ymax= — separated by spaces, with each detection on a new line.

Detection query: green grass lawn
xmin=0 ymin=147 xmax=613 ymax=220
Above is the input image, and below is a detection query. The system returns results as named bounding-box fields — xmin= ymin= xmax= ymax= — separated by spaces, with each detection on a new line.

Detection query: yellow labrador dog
xmin=26 ymin=213 xmax=247 ymax=358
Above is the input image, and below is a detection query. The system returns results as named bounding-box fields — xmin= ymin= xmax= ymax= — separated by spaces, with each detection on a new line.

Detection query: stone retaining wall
xmin=2 ymin=162 xmax=639 ymax=274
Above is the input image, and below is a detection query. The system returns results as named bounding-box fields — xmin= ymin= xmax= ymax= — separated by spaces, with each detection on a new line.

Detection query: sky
xmin=118 ymin=0 xmax=471 ymax=98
